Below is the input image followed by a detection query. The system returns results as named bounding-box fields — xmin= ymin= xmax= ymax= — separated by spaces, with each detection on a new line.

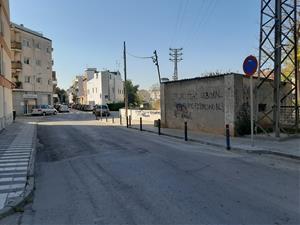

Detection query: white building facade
xmin=0 ymin=0 xmax=13 ymax=130
xmin=87 ymin=70 xmax=123 ymax=106
xmin=11 ymin=23 xmax=54 ymax=115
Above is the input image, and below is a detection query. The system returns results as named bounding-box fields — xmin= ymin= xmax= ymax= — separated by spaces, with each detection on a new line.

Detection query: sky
xmin=10 ymin=0 xmax=261 ymax=90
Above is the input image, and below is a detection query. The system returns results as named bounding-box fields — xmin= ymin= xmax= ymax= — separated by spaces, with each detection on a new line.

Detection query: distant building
xmin=87 ymin=70 xmax=123 ymax=105
xmin=11 ymin=23 xmax=54 ymax=115
xmin=0 ymin=0 xmax=14 ymax=130
xmin=68 ymin=76 xmax=85 ymax=104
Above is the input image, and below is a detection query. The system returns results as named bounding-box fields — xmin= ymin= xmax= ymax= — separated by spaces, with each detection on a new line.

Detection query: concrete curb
xmin=125 ymin=126 xmax=300 ymax=161
xmin=0 ymin=122 xmax=37 ymax=220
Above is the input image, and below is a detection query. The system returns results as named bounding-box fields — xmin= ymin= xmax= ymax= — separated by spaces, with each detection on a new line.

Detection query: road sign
xmin=243 ymin=55 xmax=258 ymax=76
xmin=243 ymin=55 xmax=258 ymax=147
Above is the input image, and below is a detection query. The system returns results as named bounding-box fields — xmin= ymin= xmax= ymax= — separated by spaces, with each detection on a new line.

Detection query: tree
xmin=54 ymin=87 xmax=69 ymax=104
xmin=137 ymin=89 xmax=151 ymax=103
xmin=125 ymin=80 xmax=141 ymax=107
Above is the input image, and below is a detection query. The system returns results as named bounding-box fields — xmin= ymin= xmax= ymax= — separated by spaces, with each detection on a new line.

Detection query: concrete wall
xmin=120 ymin=109 xmax=160 ymax=122
xmin=161 ymin=75 xmax=227 ymax=135
xmin=160 ymin=73 xmax=283 ymax=136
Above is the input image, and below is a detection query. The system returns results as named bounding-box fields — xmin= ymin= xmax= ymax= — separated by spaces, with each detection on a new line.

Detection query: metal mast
xmin=169 ymin=48 xmax=183 ymax=81
xmin=257 ymin=0 xmax=299 ymax=137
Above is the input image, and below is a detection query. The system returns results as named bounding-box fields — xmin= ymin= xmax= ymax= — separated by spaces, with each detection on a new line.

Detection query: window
xmin=36 ymin=60 xmax=41 ymax=66
xmin=0 ymin=8 xmax=3 ymax=35
xmin=95 ymin=88 xmax=97 ymax=93
xmin=92 ymin=88 xmax=94 ymax=93
xmin=35 ymin=42 xmax=41 ymax=49
xmin=100 ymin=94 xmax=102 ymax=99
xmin=48 ymin=80 xmax=51 ymax=85
xmin=25 ymin=76 xmax=31 ymax=83
xmin=23 ymin=57 xmax=30 ymax=65
xmin=23 ymin=39 xmax=31 ymax=48
xmin=37 ymin=78 xmax=42 ymax=83
xmin=46 ymin=47 xmax=51 ymax=53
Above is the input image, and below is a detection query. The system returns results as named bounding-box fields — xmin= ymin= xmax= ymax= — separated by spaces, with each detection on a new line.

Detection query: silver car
xmin=94 ymin=104 xmax=110 ymax=117
xmin=31 ymin=105 xmax=57 ymax=116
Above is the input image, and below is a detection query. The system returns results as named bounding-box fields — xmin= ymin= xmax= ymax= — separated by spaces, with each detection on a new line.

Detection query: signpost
xmin=243 ymin=55 xmax=258 ymax=147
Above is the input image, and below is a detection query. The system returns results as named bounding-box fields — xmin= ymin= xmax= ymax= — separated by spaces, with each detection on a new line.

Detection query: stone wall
xmin=120 ymin=109 xmax=160 ymax=122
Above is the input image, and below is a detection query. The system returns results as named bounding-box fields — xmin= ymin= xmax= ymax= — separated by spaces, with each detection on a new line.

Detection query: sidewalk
xmin=0 ymin=119 xmax=36 ymax=213
xmin=98 ymin=118 xmax=300 ymax=160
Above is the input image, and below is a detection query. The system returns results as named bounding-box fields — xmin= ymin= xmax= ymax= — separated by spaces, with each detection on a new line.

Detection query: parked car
xmin=58 ymin=104 xmax=70 ymax=113
xmin=31 ymin=105 xmax=57 ymax=116
xmin=94 ymin=104 xmax=110 ymax=116
xmin=83 ymin=105 xmax=93 ymax=111
xmin=54 ymin=104 xmax=61 ymax=111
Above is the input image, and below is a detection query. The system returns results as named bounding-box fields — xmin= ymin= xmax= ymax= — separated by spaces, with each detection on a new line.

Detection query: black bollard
xmin=112 ymin=116 xmax=114 ymax=124
xmin=13 ymin=110 xmax=16 ymax=122
xmin=184 ymin=121 xmax=188 ymax=141
xmin=106 ymin=113 xmax=108 ymax=122
xmin=126 ymin=116 xmax=129 ymax=128
xmin=226 ymin=124 xmax=231 ymax=150
xmin=129 ymin=115 xmax=132 ymax=127
xmin=158 ymin=119 xmax=161 ymax=135
xmin=140 ymin=117 xmax=143 ymax=131
xmin=120 ymin=115 xmax=122 ymax=125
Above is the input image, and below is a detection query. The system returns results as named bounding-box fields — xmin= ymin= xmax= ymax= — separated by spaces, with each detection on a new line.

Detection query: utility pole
xmin=153 ymin=50 xmax=161 ymax=84
xmin=123 ymin=41 xmax=128 ymax=127
xmin=169 ymin=48 xmax=183 ymax=81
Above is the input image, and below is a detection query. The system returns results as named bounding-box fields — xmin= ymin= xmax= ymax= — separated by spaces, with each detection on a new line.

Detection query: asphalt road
xmin=1 ymin=111 xmax=299 ymax=225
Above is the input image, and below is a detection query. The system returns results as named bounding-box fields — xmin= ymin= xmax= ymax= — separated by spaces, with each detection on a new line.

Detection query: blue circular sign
xmin=243 ymin=55 xmax=258 ymax=76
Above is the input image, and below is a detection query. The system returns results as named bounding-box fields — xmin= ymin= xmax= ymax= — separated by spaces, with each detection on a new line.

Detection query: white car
xmin=58 ymin=105 xmax=70 ymax=113
xmin=31 ymin=105 xmax=57 ymax=116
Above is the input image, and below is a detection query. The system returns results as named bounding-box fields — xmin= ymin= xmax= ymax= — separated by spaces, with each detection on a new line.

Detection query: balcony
xmin=12 ymin=61 xmax=22 ymax=70
xmin=11 ymin=41 xmax=22 ymax=51
xmin=14 ymin=81 xmax=23 ymax=89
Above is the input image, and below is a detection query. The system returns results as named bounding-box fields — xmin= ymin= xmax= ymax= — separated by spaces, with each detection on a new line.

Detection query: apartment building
xmin=87 ymin=70 xmax=123 ymax=106
xmin=0 ymin=0 xmax=13 ymax=130
xmin=11 ymin=23 xmax=53 ymax=115
xmin=68 ymin=75 xmax=85 ymax=104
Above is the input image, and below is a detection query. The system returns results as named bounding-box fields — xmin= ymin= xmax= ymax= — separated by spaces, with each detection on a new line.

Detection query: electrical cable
xmin=126 ymin=52 xmax=154 ymax=60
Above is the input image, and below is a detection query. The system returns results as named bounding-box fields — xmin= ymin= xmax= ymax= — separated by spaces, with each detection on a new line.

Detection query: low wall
xmin=119 ymin=109 xmax=161 ymax=122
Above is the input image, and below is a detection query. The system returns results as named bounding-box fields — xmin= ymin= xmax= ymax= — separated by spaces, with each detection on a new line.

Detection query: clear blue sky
xmin=10 ymin=0 xmax=260 ymax=90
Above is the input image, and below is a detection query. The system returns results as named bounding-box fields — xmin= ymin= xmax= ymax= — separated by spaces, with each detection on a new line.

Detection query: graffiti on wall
xmin=135 ymin=110 xmax=160 ymax=118
xmin=172 ymin=87 xmax=224 ymax=119
xmin=172 ymin=89 xmax=223 ymax=101
xmin=174 ymin=103 xmax=192 ymax=119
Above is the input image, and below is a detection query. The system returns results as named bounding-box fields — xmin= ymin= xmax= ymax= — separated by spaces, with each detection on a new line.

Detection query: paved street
xmin=1 ymin=111 xmax=299 ymax=225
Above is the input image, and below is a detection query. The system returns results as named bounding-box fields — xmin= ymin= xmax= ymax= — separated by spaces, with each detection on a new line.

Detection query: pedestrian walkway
xmin=0 ymin=121 xmax=36 ymax=210
xmin=97 ymin=118 xmax=300 ymax=159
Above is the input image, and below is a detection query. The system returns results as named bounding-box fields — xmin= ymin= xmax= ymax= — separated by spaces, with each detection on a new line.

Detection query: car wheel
xmin=43 ymin=112 xmax=46 ymax=116
xmin=53 ymin=111 xmax=57 ymax=115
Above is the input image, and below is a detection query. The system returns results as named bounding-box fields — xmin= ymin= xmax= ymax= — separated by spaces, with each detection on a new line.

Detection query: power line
xmin=179 ymin=0 xmax=208 ymax=47
xmin=172 ymin=0 xmax=190 ymax=47
xmin=184 ymin=0 xmax=217 ymax=49
xmin=126 ymin=52 xmax=154 ymax=60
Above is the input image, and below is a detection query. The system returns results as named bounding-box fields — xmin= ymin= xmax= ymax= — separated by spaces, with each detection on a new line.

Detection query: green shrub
xmin=107 ymin=102 xmax=125 ymax=111
xmin=235 ymin=103 xmax=251 ymax=136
